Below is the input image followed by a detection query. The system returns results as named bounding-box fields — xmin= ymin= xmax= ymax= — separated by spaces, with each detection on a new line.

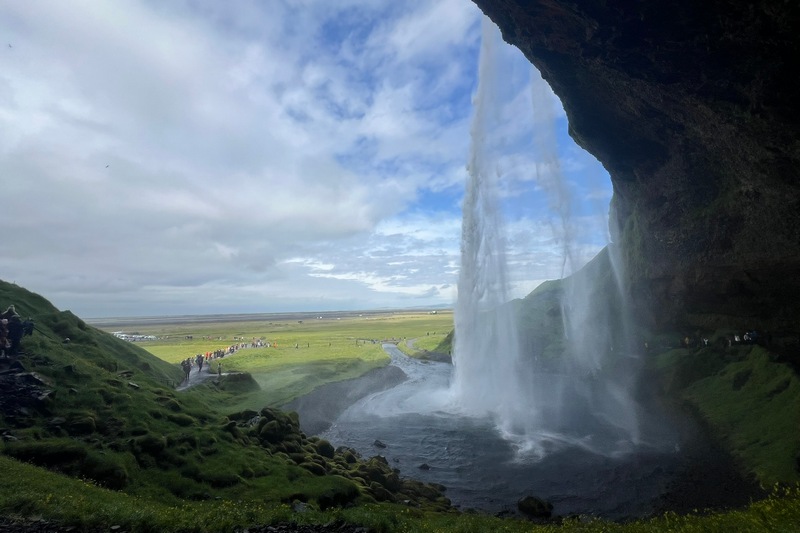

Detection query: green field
xmin=95 ymin=311 xmax=454 ymax=409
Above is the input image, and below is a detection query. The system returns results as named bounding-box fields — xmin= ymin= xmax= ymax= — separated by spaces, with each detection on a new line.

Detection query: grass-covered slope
xmin=0 ymin=280 xmax=450 ymax=516
xmin=656 ymin=342 xmax=800 ymax=485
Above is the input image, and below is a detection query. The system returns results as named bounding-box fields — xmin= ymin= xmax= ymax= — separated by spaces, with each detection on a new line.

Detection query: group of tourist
xmin=0 ymin=305 xmax=34 ymax=358
xmin=178 ymin=337 xmax=270 ymax=383
xmin=679 ymin=329 xmax=769 ymax=350
xmin=180 ymin=355 xmax=221 ymax=382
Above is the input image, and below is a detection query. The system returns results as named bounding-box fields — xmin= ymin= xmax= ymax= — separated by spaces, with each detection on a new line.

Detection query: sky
xmin=0 ymin=0 xmax=613 ymax=318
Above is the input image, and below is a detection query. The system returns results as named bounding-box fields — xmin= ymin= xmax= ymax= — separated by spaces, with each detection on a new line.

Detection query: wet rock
xmin=36 ymin=390 xmax=55 ymax=404
xmin=418 ymin=463 xmax=431 ymax=470
xmin=373 ymin=439 xmax=387 ymax=448
xmin=17 ymin=372 xmax=52 ymax=387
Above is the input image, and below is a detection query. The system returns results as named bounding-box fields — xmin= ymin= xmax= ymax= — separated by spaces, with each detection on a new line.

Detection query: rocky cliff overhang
xmin=473 ymin=0 xmax=800 ymax=331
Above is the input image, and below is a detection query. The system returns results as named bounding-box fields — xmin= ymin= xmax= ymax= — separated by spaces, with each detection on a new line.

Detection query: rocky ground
xmin=0 ymin=355 xmax=55 ymax=433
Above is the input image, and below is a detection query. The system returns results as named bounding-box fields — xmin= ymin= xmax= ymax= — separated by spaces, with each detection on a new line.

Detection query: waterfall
xmin=452 ymin=16 xmax=641 ymax=457
xmin=452 ymin=15 xmax=523 ymax=421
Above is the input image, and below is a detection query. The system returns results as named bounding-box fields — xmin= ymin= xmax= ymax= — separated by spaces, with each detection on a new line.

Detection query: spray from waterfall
xmin=452 ymin=16 xmax=642 ymax=456
xmin=452 ymin=15 xmax=523 ymax=423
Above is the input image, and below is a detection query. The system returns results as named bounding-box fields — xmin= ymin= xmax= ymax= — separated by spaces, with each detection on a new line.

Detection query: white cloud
xmin=0 ymin=1 xmax=612 ymax=317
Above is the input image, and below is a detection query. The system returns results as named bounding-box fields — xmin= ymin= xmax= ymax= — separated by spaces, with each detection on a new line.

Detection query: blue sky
xmin=0 ymin=0 xmax=612 ymax=318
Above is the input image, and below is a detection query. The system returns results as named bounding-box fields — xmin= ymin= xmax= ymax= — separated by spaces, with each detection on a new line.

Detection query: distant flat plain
xmin=89 ymin=309 xmax=454 ymax=410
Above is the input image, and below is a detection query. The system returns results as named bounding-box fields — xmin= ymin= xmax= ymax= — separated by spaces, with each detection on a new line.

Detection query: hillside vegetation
xmin=1 ymin=279 xmax=799 ymax=531
xmin=0 ymin=281 xmax=452 ymax=522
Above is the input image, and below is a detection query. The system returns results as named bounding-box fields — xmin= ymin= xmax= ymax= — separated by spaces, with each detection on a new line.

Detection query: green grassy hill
xmin=0 ymin=280 xmax=451 ymax=525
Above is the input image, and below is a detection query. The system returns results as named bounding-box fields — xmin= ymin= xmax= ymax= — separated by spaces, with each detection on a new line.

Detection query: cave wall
xmin=473 ymin=0 xmax=800 ymax=331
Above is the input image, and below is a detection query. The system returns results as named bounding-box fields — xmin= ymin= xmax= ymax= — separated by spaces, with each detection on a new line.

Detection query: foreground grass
xmin=2 ymin=455 xmax=799 ymax=532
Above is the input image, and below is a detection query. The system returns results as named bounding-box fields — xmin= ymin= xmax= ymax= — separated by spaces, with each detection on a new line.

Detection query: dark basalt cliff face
xmin=473 ymin=0 xmax=800 ymax=331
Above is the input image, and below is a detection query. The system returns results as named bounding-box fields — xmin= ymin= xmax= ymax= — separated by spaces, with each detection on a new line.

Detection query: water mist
xmin=452 ymin=17 xmax=642 ymax=457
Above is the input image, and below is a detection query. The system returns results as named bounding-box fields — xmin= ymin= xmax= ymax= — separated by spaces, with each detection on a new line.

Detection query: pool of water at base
xmin=321 ymin=345 xmax=686 ymax=519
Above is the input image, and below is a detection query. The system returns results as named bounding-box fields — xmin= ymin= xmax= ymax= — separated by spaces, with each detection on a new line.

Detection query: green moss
xmin=657 ymin=344 xmax=800 ymax=484
xmin=684 ymin=348 xmax=800 ymax=483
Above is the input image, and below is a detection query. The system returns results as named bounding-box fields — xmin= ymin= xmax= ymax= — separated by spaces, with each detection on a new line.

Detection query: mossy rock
xmin=67 ymin=416 xmax=96 ymax=435
xmin=314 ymin=439 xmax=335 ymax=459
xmin=81 ymin=454 xmax=129 ymax=490
xmin=288 ymin=452 xmax=307 ymax=465
xmin=155 ymin=397 xmax=182 ymax=412
xmin=368 ymin=481 xmax=395 ymax=502
xmin=316 ymin=479 xmax=360 ymax=510
xmin=5 ymin=440 xmax=87 ymax=467
xmin=223 ymin=421 xmax=242 ymax=439
xmin=259 ymin=420 xmax=285 ymax=443
xmin=403 ymin=479 xmax=443 ymax=502
xmin=383 ymin=471 xmax=401 ymax=492
xmin=309 ymin=454 xmax=328 ymax=468
xmin=217 ymin=372 xmax=260 ymax=393
xmin=342 ymin=451 xmax=358 ymax=464
xmin=228 ymin=409 xmax=259 ymax=422
xmin=132 ymin=434 xmax=166 ymax=455
xmin=281 ymin=440 xmax=303 ymax=454
xmin=166 ymin=413 xmax=195 ymax=427
xmin=300 ymin=461 xmax=326 ymax=476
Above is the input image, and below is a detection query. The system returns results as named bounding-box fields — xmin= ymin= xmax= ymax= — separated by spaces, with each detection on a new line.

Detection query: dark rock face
xmin=473 ymin=0 xmax=800 ymax=330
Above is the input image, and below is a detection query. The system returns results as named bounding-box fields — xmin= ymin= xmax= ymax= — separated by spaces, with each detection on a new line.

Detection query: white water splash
xmin=452 ymin=16 xmax=522 ymax=420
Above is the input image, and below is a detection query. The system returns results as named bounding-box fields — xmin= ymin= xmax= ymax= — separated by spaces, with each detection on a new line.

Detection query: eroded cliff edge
xmin=473 ymin=0 xmax=800 ymax=331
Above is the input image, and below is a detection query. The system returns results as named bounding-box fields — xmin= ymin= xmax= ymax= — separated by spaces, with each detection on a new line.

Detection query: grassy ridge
xmin=0 ymin=280 xmax=455 ymax=517
xmin=656 ymin=343 xmax=800 ymax=485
